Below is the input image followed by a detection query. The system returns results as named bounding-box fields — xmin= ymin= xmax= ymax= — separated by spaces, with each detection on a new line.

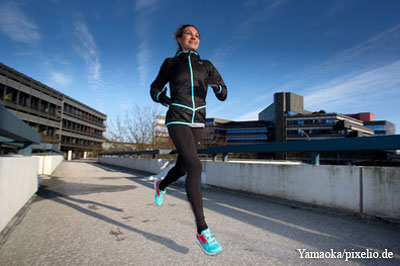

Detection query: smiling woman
xmin=149 ymin=24 xmax=228 ymax=256
xmin=174 ymin=24 xmax=200 ymax=52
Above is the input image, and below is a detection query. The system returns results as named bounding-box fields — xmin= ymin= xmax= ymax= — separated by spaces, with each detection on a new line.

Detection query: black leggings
xmin=158 ymin=124 xmax=207 ymax=233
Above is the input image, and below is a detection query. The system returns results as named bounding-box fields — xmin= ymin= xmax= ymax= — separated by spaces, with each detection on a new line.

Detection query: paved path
xmin=0 ymin=160 xmax=399 ymax=266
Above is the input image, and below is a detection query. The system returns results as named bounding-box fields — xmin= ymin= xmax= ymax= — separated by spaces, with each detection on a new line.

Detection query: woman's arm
xmin=150 ymin=59 xmax=171 ymax=105
xmin=205 ymin=62 xmax=227 ymax=101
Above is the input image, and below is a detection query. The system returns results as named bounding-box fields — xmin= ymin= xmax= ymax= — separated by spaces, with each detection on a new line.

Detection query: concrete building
xmin=345 ymin=112 xmax=395 ymax=136
xmin=259 ymin=92 xmax=376 ymax=141
xmin=203 ymin=119 xmax=273 ymax=146
xmin=0 ymin=62 xmax=106 ymax=158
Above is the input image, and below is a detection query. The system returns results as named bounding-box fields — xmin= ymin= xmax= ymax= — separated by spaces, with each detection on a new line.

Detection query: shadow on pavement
xmin=36 ymin=175 xmax=189 ymax=254
xmin=89 ymin=161 xmax=400 ymax=261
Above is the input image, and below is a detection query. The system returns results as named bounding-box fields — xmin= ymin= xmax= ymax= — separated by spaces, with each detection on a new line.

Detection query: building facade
xmin=0 ymin=63 xmax=106 ymax=158
xmin=345 ymin=112 xmax=395 ymax=136
xmin=259 ymin=92 xmax=379 ymax=142
xmin=203 ymin=119 xmax=273 ymax=146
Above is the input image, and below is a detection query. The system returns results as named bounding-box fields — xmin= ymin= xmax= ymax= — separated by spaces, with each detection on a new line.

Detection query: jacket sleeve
xmin=150 ymin=58 xmax=170 ymax=103
xmin=207 ymin=62 xmax=227 ymax=101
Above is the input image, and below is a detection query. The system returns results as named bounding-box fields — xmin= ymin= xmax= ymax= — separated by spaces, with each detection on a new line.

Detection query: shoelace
xmin=203 ymin=231 xmax=216 ymax=244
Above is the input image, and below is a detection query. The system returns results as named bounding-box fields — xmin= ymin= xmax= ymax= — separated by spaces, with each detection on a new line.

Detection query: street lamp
xmin=298 ymin=129 xmax=310 ymax=141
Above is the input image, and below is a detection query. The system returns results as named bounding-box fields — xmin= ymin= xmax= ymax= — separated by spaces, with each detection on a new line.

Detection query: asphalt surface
xmin=0 ymin=160 xmax=399 ymax=266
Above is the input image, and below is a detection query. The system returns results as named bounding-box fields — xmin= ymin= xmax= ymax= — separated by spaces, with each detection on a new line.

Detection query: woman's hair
xmin=175 ymin=24 xmax=200 ymax=51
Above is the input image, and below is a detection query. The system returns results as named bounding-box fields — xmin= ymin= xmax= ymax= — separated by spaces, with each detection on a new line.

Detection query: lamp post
xmin=297 ymin=129 xmax=310 ymax=141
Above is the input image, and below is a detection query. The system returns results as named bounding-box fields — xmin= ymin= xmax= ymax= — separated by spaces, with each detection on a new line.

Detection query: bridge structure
xmin=0 ymin=159 xmax=399 ymax=265
xmin=1 ymin=104 xmax=400 ymax=265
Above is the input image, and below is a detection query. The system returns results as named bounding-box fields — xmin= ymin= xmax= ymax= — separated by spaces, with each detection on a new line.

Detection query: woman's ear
xmin=177 ymin=37 xmax=182 ymax=48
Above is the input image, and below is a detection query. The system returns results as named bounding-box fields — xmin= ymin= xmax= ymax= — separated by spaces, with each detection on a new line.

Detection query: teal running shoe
xmin=196 ymin=228 xmax=222 ymax=255
xmin=153 ymin=179 xmax=166 ymax=206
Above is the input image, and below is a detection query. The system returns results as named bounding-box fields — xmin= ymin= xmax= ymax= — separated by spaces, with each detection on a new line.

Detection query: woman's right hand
xmin=159 ymin=87 xmax=171 ymax=107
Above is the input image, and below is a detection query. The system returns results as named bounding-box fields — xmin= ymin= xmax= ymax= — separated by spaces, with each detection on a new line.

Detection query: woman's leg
xmin=158 ymin=154 xmax=186 ymax=190
xmin=161 ymin=124 xmax=207 ymax=233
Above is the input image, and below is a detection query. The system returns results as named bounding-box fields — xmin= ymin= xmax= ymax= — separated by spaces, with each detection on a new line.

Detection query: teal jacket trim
xmin=165 ymin=121 xmax=205 ymax=127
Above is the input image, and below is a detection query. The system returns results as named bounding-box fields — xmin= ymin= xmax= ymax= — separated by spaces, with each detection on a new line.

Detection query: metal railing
xmin=0 ymin=104 xmax=62 ymax=155
xmin=99 ymin=134 xmax=400 ymax=165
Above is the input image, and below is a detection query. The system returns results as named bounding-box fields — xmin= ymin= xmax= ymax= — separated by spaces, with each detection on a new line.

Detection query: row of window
xmin=287 ymin=119 xmax=336 ymax=126
xmin=227 ymin=136 xmax=268 ymax=141
xmin=364 ymin=125 xmax=387 ymax=131
xmin=287 ymin=129 xmax=336 ymax=136
xmin=226 ymin=129 xmax=268 ymax=134
xmin=62 ymin=119 xmax=103 ymax=137
xmin=64 ymin=103 xmax=104 ymax=126
xmin=0 ymin=71 xmax=61 ymax=99
xmin=26 ymin=122 xmax=56 ymax=137
xmin=1 ymin=85 xmax=59 ymax=116
xmin=61 ymin=136 xmax=102 ymax=147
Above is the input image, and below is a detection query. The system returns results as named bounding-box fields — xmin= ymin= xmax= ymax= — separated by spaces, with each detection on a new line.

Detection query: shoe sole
xmin=195 ymin=239 xmax=222 ymax=256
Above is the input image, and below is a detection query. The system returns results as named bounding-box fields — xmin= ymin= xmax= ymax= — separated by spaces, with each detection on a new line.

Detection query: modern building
xmin=345 ymin=112 xmax=395 ymax=136
xmin=259 ymin=92 xmax=376 ymax=142
xmin=204 ymin=118 xmax=273 ymax=146
xmin=0 ymin=62 xmax=106 ymax=158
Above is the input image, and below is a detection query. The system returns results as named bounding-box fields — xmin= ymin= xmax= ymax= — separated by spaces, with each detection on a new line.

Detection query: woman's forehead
xmin=184 ymin=26 xmax=198 ymax=33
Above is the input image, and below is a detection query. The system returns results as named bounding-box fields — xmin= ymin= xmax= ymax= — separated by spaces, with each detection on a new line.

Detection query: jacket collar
xmin=175 ymin=50 xmax=200 ymax=58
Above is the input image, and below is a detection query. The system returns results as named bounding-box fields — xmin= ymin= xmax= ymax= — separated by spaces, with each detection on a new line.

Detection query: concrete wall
xmin=98 ymin=157 xmax=400 ymax=220
xmin=1 ymin=155 xmax=64 ymax=233
xmin=203 ymin=161 xmax=361 ymax=212
xmin=97 ymin=156 xmax=168 ymax=174
xmin=0 ymin=156 xmax=39 ymax=233
xmin=33 ymin=155 xmax=64 ymax=175
xmin=362 ymin=167 xmax=400 ymax=220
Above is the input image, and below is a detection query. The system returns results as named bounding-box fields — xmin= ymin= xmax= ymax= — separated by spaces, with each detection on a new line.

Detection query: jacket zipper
xmin=187 ymin=53 xmax=196 ymax=123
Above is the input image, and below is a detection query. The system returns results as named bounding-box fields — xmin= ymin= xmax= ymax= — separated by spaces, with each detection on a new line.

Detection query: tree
xmin=105 ymin=104 xmax=169 ymax=151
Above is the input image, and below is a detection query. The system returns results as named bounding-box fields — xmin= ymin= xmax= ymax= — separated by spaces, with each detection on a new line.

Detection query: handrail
xmin=0 ymin=104 xmax=41 ymax=144
xmin=0 ymin=104 xmax=62 ymax=155
xmin=99 ymin=149 xmax=176 ymax=159
xmin=99 ymin=135 xmax=400 ymax=165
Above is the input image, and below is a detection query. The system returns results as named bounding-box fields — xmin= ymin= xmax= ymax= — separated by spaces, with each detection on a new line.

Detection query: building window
xmin=5 ymin=87 xmax=18 ymax=103
xmin=19 ymin=91 xmax=29 ymax=107
xmin=49 ymin=104 xmax=56 ymax=115
xmin=321 ymin=119 xmax=335 ymax=124
xmin=40 ymin=101 xmax=49 ymax=113
xmin=0 ymin=83 xmax=5 ymax=100
xmin=30 ymin=96 xmax=39 ymax=110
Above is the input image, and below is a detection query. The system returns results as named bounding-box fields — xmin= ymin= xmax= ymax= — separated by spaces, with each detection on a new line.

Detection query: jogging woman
xmin=150 ymin=24 xmax=227 ymax=255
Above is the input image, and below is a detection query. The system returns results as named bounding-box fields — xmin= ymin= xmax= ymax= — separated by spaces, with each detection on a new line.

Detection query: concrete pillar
xmin=83 ymin=151 xmax=87 ymax=159
xmin=67 ymin=150 xmax=72 ymax=161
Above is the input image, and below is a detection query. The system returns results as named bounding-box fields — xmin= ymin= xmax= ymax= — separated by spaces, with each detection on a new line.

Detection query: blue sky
xmin=1 ymin=0 xmax=400 ymax=132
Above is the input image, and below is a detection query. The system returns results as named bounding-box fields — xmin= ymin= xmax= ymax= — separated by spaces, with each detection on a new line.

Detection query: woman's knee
xmin=188 ymin=159 xmax=202 ymax=174
xmin=174 ymin=167 xmax=187 ymax=177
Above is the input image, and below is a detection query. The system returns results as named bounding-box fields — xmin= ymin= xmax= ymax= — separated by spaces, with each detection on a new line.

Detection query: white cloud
xmin=0 ymin=1 xmax=41 ymax=45
xmin=303 ymin=60 xmax=400 ymax=111
xmin=133 ymin=0 xmax=160 ymax=88
xmin=227 ymin=23 xmax=400 ymax=125
xmin=134 ymin=0 xmax=159 ymax=11
xmin=234 ymin=109 xmax=262 ymax=121
xmin=48 ymin=72 xmax=73 ymax=88
xmin=73 ymin=18 xmax=101 ymax=84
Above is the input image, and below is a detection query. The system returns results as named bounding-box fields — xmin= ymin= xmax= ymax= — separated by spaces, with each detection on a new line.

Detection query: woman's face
xmin=177 ymin=26 xmax=200 ymax=51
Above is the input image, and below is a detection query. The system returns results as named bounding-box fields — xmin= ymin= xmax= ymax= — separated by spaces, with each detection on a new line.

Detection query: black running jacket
xmin=150 ymin=50 xmax=227 ymax=127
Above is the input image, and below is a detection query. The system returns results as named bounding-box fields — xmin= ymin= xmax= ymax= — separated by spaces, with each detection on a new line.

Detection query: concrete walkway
xmin=0 ymin=160 xmax=399 ymax=266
